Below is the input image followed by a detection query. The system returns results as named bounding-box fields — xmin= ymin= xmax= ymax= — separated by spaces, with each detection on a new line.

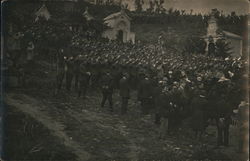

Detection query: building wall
xmin=128 ymin=32 xmax=135 ymax=44
xmin=227 ymin=38 xmax=242 ymax=57
xmin=207 ymin=21 xmax=218 ymax=38
xmin=102 ymin=29 xmax=117 ymax=40
xmin=205 ymin=18 xmax=218 ymax=52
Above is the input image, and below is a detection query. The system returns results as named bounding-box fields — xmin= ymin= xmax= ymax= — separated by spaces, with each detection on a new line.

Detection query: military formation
xmin=5 ymin=26 xmax=247 ymax=150
xmin=52 ymin=35 xmax=247 ymax=147
xmin=4 ymin=3 xmax=249 ymax=158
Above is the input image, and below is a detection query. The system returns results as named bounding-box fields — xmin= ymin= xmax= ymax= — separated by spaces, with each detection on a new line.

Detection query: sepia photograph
xmin=1 ymin=0 xmax=249 ymax=160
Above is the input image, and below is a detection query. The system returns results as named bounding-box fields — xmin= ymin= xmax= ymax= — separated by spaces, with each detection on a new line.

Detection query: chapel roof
xmin=222 ymin=31 xmax=242 ymax=40
xmin=103 ymin=9 xmax=131 ymax=21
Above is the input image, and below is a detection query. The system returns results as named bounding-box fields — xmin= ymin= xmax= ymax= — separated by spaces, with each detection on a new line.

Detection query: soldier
xmin=154 ymin=79 xmax=169 ymax=123
xmin=55 ymin=49 xmax=66 ymax=95
xmin=100 ymin=71 xmax=114 ymax=111
xmin=154 ymin=80 xmax=163 ymax=125
xmin=128 ymin=66 xmax=138 ymax=90
xmin=208 ymin=36 xmax=215 ymax=56
xmin=112 ymin=65 xmax=123 ymax=89
xmin=157 ymin=85 xmax=173 ymax=138
xmin=119 ymin=73 xmax=130 ymax=115
xmin=17 ymin=63 xmax=26 ymax=87
xmin=216 ymin=96 xmax=232 ymax=146
xmin=168 ymin=82 xmax=184 ymax=131
xmin=74 ymin=55 xmax=81 ymax=91
xmin=26 ymin=41 xmax=35 ymax=66
xmin=78 ymin=63 xmax=91 ymax=99
xmin=65 ymin=56 xmax=75 ymax=92
xmin=137 ymin=73 xmax=154 ymax=115
xmin=90 ymin=64 xmax=101 ymax=89
xmin=190 ymin=90 xmax=207 ymax=139
xmin=237 ymin=101 xmax=249 ymax=153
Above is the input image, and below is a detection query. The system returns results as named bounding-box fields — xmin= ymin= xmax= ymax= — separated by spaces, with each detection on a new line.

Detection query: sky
xmin=122 ymin=0 xmax=249 ymax=15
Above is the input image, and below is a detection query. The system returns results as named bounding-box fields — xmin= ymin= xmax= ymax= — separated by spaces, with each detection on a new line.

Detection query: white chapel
xmin=102 ymin=9 xmax=135 ymax=43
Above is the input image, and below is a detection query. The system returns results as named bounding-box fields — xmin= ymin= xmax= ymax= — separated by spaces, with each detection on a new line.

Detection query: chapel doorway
xmin=117 ymin=30 xmax=123 ymax=42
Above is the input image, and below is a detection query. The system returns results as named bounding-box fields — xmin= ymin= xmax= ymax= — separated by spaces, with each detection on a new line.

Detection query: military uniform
xmin=100 ymin=72 xmax=114 ymax=111
xmin=65 ymin=57 xmax=75 ymax=92
xmin=119 ymin=75 xmax=130 ymax=114
xmin=216 ymin=99 xmax=232 ymax=146
xmin=154 ymin=84 xmax=163 ymax=125
xmin=55 ymin=51 xmax=66 ymax=94
xmin=190 ymin=95 xmax=207 ymax=139
xmin=112 ymin=65 xmax=122 ymax=89
xmin=168 ymin=87 xmax=183 ymax=131
xmin=155 ymin=84 xmax=177 ymax=137
xmin=137 ymin=76 xmax=154 ymax=115
xmin=237 ymin=101 xmax=249 ymax=153
xmin=78 ymin=63 xmax=91 ymax=98
xmin=74 ymin=57 xmax=81 ymax=90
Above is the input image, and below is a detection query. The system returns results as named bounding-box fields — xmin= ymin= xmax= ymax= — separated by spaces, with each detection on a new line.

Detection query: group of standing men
xmin=54 ymin=46 xmax=247 ymax=149
xmin=55 ymin=52 xmax=135 ymax=115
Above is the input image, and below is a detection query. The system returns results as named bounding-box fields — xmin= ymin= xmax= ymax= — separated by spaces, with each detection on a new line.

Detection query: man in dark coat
xmin=208 ymin=37 xmax=215 ymax=56
xmin=237 ymin=101 xmax=249 ymax=153
xmin=190 ymin=91 xmax=208 ymax=139
xmin=119 ymin=73 xmax=130 ymax=115
xmin=137 ymin=74 xmax=154 ymax=115
xmin=153 ymin=80 xmax=174 ymax=137
xmin=216 ymin=96 xmax=232 ymax=146
xmin=55 ymin=49 xmax=66 ymax=95
xmin=100 ymin=71 xmax=114 ymax=111
xmin=112 ymin=65 xmax=122 ymax=89
xmin=168 ymin=84 xmax=183 ymax=132
xmin=154 ymin=81 xmax=164 ymax=125
xmin=90 ymin=64 xmax=101 ymax=89
xmin=65 ymin=56 xmax=75 ymax=92
xmin=74 ymin=55 xmax=81 ymax=91
xmin=158 ymin=91 xmax=173 ymax=138
xmin=78 ymin=63 xmax=91 ymax=99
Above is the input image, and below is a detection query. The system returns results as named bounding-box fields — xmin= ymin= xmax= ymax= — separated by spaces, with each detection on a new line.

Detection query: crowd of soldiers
xmin=6 ymin=27 xmax=248 ymax=148
xmin=5 ymin=4 xmax=248 ymax=153
xmin=53 ymin=35 xmax=247 ymax=147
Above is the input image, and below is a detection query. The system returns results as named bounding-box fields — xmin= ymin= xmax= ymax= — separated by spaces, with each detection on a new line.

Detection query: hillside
xmin=131 ymin=23 xmax=207 ymax=44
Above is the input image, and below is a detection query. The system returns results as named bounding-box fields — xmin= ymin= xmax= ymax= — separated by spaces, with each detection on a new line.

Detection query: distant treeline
xmin=129 ymin=10 xmax=247 ymax=37
xmin=3 ymin=1 xmax=247 ymax=38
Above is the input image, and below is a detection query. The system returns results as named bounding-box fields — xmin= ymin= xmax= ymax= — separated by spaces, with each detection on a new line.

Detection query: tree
xmin=190 ymin=9 xmax=193 ymax=15
xmin=168 ymin=8 xmax=173 ymax=15
xmin=147 ymin=0 xmax=155 ymax=13
xmin=181 ymin=10 xmax=185 ymax=15
xmin=155 ymin=0 xmax=165 ymax=13
xmin=135 ymin=0 xmax=143 ymax=12
xmin=212 ymin=8 xmax=220 ymax=18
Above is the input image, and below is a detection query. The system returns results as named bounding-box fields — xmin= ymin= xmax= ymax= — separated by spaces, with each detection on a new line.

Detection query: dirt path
xmin=5 ymin=92 xmax=146 ymax=161
xmin=5 ymin=91 xmax=189 ymax=160
xmin=5 ymin=93 xmax=91 ymax=161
